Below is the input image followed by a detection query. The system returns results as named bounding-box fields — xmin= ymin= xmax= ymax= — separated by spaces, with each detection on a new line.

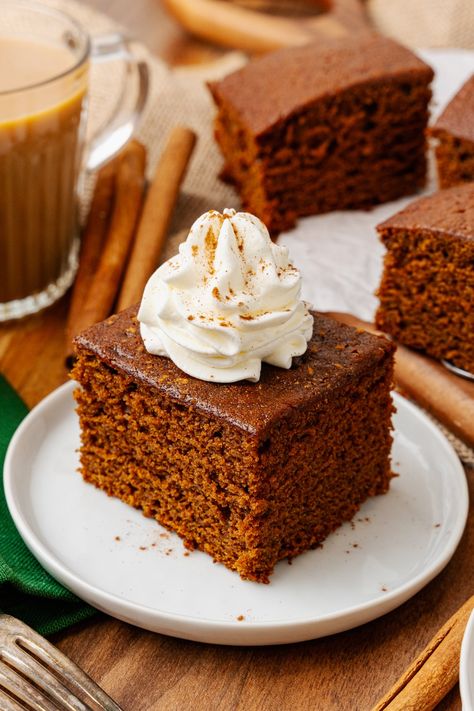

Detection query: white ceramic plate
xmin=461 ymin=611 xmax=474 ymax=711
xmin=4 ymin=382 xmax=468 ymax=645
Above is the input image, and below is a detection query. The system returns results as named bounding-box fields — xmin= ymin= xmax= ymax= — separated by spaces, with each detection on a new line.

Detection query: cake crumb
xmin=139 ymin=546 xmax=147 ymax=551
xmin=434 ymin=523 xmax=441 ymax=528
xmin=184 ymin=551 xmax=190 ymax=557
xmin=381 ymin=586 xmax=388 ymax=592
xmin=236 ymin=615 xmax=245 ymax=621
xmin=114 ymin=536 xmax=121 ymax=542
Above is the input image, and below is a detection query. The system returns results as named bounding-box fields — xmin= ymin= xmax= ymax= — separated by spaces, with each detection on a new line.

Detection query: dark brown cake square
xmin=430 ymin=74 xmax=474 ymax=189
xmin=73 ymin=308 xmax=394 ymax=583
xmin=376 ymin=183 xmax=474 ymax=373
xmin=209 ymin=34 xmax=433 ymax=234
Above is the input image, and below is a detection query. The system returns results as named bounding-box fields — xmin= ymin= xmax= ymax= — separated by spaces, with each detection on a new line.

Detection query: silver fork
xmin=0 ymin=614 xmax=123 ymax=711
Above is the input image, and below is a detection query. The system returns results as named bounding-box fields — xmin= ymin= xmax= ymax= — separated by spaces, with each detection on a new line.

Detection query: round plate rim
xmin=4 ymin=380 xmax=469 ymax=644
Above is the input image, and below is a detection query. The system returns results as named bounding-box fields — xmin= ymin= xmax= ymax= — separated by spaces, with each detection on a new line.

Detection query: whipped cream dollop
xmin=138 ymin=209 xmax=313 ymax=382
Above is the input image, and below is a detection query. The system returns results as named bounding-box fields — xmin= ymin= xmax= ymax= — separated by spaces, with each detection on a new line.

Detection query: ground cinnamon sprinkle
xmin=204 ymin=227 xmax=218 ymax=274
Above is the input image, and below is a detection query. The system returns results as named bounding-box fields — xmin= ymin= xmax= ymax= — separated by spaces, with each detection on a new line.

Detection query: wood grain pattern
xmin=0 ymin=2 xmax=470 ymax=709
xmin=372 ymin=596 xmax=474 ymax=710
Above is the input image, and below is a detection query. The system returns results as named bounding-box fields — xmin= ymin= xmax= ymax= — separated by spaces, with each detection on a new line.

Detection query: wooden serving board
xmin=328 ymin=312 xmax=474 ymax=451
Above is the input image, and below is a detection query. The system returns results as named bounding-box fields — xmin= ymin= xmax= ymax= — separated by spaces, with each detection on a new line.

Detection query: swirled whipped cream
xmin=138 ymin=209 xmax=313 ymax=382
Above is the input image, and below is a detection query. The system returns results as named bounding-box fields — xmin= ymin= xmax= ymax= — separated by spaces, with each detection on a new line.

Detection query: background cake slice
xmin=209 ymin=34 xmax=433 ymax=234
xmin=73 ymin=308 xmax=394 ymax=583
xmin=430 ymin=74 xmax=474 ymax=189
xmin=376 ymin=184 xmax=474 ymax=374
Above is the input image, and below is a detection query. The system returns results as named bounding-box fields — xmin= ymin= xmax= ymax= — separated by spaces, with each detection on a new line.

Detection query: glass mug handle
xmin=85 ymin=33 xmax=149 ymax=171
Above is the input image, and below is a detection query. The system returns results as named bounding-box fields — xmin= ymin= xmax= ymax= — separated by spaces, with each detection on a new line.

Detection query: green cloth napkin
xmin=0 ymin=374 xmax=96 ymax=635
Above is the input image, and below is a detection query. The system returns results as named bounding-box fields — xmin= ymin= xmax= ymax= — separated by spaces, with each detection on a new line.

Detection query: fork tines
xmin=0 ymin=614 xmax=122 ymax=711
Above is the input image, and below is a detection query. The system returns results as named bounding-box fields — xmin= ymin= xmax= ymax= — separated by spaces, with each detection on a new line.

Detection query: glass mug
xmin=0 ymin=0 xmax=149 ymax=321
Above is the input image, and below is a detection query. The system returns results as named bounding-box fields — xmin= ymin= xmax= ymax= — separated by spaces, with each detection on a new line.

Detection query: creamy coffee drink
xmin=1 ymin=1 xmax=149 ymax=319
xmin=0 ymin=36 xmax=88 ymax=305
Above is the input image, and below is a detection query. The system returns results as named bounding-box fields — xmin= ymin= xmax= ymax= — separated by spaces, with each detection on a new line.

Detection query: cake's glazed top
xmin=208 ymin=34 xmax=433 ymax=137
xmin=377 ymin=183 xmax=474 ymax=242
xmin=432 ymin=74 xmax=474 ymax=143
xmin=138 ymin=209 xmax=313 ymax=383
xmin=74 ymin=307 xmax=394 ymax=436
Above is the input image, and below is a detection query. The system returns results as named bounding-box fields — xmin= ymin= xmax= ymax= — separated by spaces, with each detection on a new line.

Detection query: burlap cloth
xmin=369 ymin=0 xmax=474 ymax=50
xmin=39 ymin=0 xmax=474 ymax=465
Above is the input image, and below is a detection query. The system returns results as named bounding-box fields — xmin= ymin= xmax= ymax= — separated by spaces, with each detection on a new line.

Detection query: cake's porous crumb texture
xmin=209 ymin=34 xmax=433 ymax=234
xmin=72 ymin=308 xmax=395 ymax=583
xmin=376 ymin=184 xmax=474 ymax=373
xmin=431 ymin=75 xmax=474 ymax=189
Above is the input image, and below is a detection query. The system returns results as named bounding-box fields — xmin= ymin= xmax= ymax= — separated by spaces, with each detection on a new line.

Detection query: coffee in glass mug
xmin=0 ymin=1 xmax=148 ymax=321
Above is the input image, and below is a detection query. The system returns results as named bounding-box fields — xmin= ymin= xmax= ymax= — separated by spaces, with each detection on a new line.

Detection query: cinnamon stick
xmin=372 ymin=596 xmax=474 ymax=711
xmin=116 ymin=126 xmax=197 ymax=311
xmin=69 ymin=140 xmax=146 ymax=345
xmin=65 ymin=156 xmax=119 ymax=355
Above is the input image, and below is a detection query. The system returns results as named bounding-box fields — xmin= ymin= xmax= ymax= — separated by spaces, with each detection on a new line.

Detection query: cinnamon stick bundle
xmin=372 ymin=596 xmax=474 ymax=711
xmin=65 ymin=157 xmax=119 ymax=354
xmin=67 ymin=140 xmax=146 ymax=350
xmin=116 ymin=126 xmax=197 ymax=311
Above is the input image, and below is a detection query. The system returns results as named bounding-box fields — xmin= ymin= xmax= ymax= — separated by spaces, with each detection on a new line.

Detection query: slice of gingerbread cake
xmin=431 ymin=74 xmax=474 ymax=189
xmin=73 ymin=209 xmax=395 ymax=583
xmin=209 ymin=35 xmax=433 ymax=234
xmin=376 ymin=184 xmax=474 ymax=374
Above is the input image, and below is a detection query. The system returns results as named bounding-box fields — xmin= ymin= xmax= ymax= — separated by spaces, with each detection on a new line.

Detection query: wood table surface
xmin=1 ymin=2 xmax=473 ymax=709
